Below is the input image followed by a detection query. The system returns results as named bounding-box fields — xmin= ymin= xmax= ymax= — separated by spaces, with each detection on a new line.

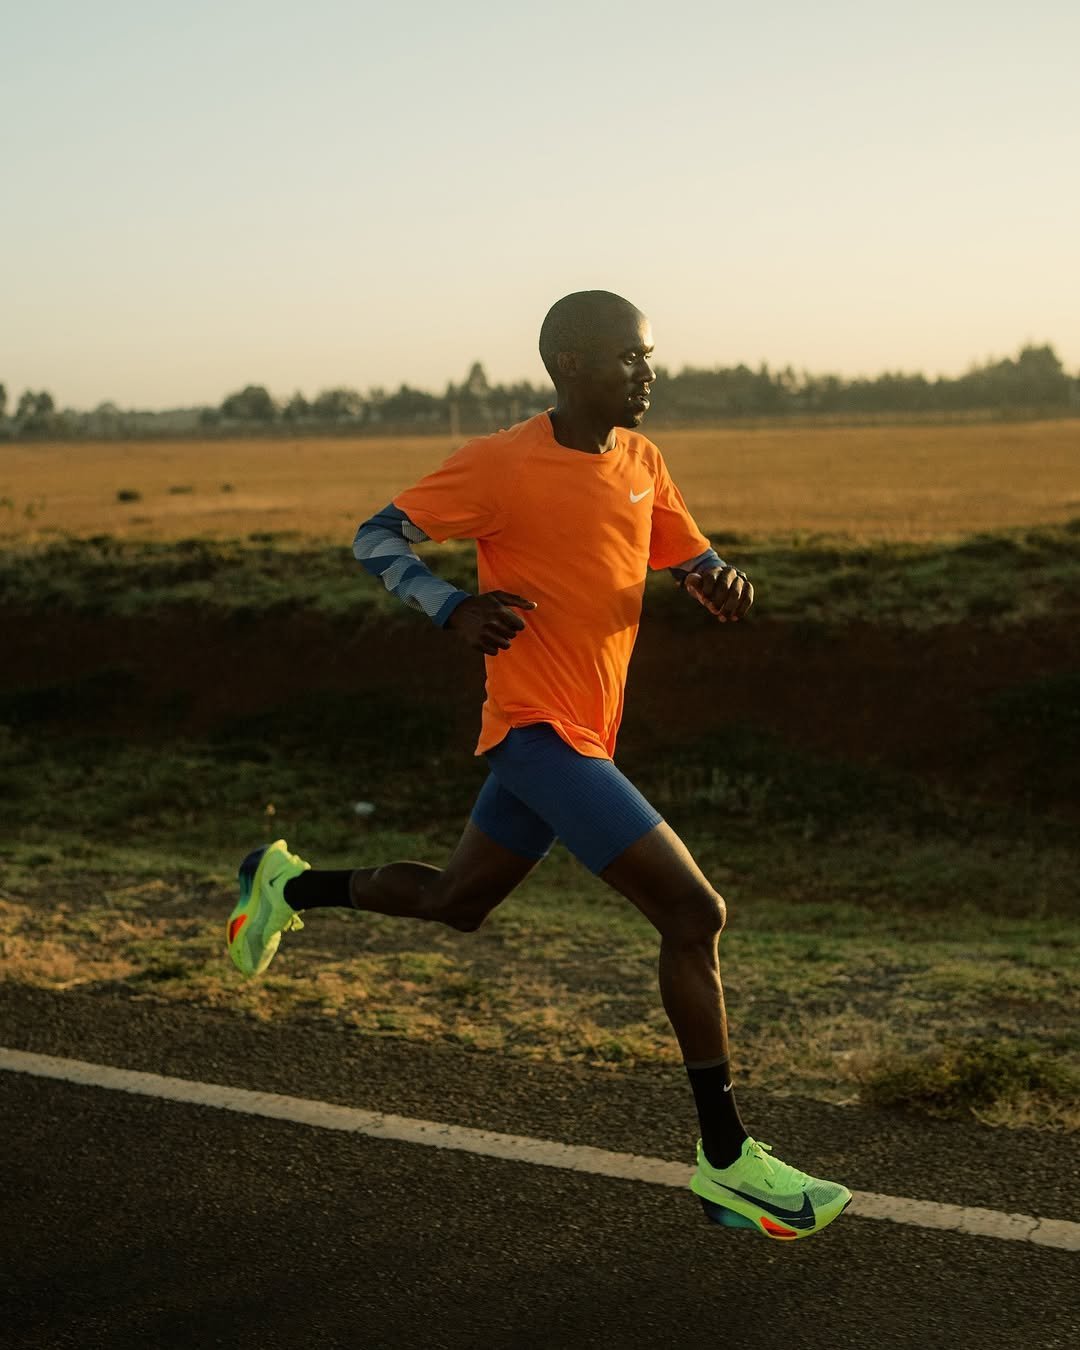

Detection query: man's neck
xmin=548 ymin=408 xmax=617 ymax=455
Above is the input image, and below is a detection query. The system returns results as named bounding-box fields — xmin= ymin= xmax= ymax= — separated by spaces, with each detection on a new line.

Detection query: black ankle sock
xmin=282 ymin=869 xmax=354 ymax=911
xmin=685 ymin=1056 xmax=749 ymax=1170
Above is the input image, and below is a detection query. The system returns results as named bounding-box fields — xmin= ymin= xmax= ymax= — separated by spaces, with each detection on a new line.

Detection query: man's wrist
xmin=434 ymin=590 xmax=473 ymax=628
xmin=675 ymin=549 xmax=729 ymax=588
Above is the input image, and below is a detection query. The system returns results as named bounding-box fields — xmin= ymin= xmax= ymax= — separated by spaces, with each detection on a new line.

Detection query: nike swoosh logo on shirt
xmin=722 ymin=1081 xmax=733 ymax=1093
xmin=707 ymin=1185 xmax=817 ymax=1229
xmin=629 ymin=488 xmax=652 ymax=503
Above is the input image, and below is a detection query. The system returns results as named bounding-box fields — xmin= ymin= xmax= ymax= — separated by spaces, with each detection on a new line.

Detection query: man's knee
xmin=445 ymin=901 xmax=492 ymax=933
xmin=434 ymin=872 xmax=509 ymax=931
xmin=663 ymin=885 xmax=727 ymax=946
xmin=429 ymin=823 xmax=539 ymax=931
xmin=426 ymin=876 xmax=481 ymax=930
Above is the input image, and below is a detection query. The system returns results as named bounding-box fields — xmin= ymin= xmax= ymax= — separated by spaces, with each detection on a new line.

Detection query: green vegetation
xmin=858 ymin=1038 xmax=1078 ymax=1126
xmin=3 ymin=521 xmax=1078 ymax=1128
xmin=717 ymin=521 xmax=1080 ymax=630
xmin=3 ymin=686 xmax=1077 ymax=919
xmin=3 ymin=520 xmax=1080 ymax=629
xmin=2 ymin=831 xmax=1076 ymax=1130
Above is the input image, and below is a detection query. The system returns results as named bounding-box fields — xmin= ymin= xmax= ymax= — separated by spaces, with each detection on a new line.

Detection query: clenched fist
xmin=446 ymin=591 xmax=537 ymax=655
xmin=685 ymin=566 xmax=754 ymax=623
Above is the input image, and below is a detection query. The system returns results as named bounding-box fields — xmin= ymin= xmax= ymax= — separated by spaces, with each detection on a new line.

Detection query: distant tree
xmin=87 ymin=401 xmax=126 ymax=437
xmin=950 ymin=344 xmax=1070 ymax=412
xmin=0 ymin=383 xmax=6 ymax=418
xmin=442 ymin=362 xmax=497 ymax=432
xmin=463 ymin=361 xmax=490 ymax=399
xmin=220 ymin=385 xmax=277 ymax=421
xmin=1012 ymin=344 xmax=1070 ymax=403
xmin=486 ymin=376 xmax=553 ymax=426
xmin=311 ymin=387 xmax=364 ymax=420
xmin=378 ymin=383 xmax=441 ymax=423
xmin=282 ymin=391 xmax=311 ymax=422
xmin=800 ymin=373 xmax=844 ymax=413
xmin=14 ymin=389 xmax=57 ymax=431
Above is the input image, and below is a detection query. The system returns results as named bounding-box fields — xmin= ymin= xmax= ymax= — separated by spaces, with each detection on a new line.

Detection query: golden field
xmin=3 ymin=418 xmax=1078 ymax=543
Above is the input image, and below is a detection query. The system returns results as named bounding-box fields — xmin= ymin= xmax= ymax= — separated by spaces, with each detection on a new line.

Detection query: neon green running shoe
xmin=226 ymin=839 xmax=311 ymax=977
xmin=690 ymin=1136 xmax=853 ymax=1240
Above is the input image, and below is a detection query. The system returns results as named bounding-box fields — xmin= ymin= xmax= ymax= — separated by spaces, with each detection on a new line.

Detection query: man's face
xmin=574 ymin=309 xmax=656 ymax=428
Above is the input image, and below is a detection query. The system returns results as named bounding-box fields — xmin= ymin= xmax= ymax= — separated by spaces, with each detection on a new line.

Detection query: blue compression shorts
xmin=470 ymin=722 xmax=663 ymax=875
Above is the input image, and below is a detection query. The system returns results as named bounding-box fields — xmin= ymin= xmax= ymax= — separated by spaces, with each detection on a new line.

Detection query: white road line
xmin=2 ymin=1046 xmax=1077 ymax=1252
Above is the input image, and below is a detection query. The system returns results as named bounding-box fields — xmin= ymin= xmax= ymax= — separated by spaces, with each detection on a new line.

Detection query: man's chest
xmin=504 ymin=461 xmax=655 ymax=564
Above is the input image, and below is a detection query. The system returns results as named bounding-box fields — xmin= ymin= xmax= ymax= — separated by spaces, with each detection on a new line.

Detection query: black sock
xmin=282 ymin=869 xmax=354 ymax=911
xmin=685 ymin=1056 xmax=749 ymax=1170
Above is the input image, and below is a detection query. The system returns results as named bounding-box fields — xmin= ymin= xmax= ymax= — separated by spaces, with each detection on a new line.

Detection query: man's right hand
xmin=446 ymin=592 xmax=537 ymax=655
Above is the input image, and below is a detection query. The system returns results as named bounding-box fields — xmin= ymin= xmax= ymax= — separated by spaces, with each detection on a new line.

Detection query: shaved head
xmin=539 ymin=290 xmax=646 ymax=386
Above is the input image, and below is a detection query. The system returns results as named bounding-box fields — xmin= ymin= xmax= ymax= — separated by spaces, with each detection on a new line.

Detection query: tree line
xmin=2 ymin=344 xmax=1077 ymax=440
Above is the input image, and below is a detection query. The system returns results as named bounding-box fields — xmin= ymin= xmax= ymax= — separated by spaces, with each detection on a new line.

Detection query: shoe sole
xmin=699 ymin=1199 xmax=759 ymax=1230
xmin=695 ymin=1185 xmax=853 ymax=1240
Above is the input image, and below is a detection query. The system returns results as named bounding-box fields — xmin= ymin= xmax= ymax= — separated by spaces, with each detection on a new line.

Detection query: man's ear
xmin=556 ymin=350 xmax=579 ymax=381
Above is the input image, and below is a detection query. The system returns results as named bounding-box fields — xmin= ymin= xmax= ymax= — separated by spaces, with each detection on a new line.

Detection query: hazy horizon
xmin=8 ymin=338 xmax=1077 ymax=416
xmin=4 ymin=0 xmax=1078 ymax=409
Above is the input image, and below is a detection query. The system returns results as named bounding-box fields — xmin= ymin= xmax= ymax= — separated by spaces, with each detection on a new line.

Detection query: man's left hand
xmin=685 ymin=566 xmax=753 ymax=623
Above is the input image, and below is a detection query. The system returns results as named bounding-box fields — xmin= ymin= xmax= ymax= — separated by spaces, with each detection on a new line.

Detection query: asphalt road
xmin=1 ymin=984 xmax=1077 ymax=1350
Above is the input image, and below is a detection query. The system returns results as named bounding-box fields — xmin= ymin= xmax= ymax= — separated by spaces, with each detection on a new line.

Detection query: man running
xmin=226 ymin=290 xmax=852 ymax=1240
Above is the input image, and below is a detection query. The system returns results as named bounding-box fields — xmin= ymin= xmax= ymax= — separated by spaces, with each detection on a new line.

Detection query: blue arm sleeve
xmin=668 ymin=547 xmax=730 ymax=587
xmin=353 ymin=503 xmax=473 ymax=627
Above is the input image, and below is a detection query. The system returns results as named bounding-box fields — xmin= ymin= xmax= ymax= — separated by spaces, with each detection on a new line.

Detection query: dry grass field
xmin=3 ymin=418 xmax=1078 ymax=543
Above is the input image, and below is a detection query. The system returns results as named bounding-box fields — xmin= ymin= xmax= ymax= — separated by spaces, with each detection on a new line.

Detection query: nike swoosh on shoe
xmin=706 ymin=1186 xmax=817 ymax=1230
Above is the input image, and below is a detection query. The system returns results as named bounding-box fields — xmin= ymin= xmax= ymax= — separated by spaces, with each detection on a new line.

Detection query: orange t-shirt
xmin=393 ymin=412 xmax=710 ymax=759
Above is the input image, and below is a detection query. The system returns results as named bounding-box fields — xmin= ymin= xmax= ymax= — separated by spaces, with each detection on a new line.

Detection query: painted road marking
xmin=2 ymin=1046 xmax=1077 ymax=1252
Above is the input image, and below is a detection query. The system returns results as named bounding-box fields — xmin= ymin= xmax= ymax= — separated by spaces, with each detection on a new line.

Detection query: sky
xmin=2 ymin=0 xmax=1078 ymax=410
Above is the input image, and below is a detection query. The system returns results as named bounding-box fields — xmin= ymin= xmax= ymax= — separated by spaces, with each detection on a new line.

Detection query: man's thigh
xmin=469 ymin=769 xmax=556 ymax=866
xmin=598 ymin=820 xmax=726 ymax=939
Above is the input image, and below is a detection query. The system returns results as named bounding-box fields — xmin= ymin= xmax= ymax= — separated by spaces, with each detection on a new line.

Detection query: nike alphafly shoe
xmin=227 ymin=839 xmax=311 ymax=977
xmin=691 ymin=1137 xmax=852 ymax=1240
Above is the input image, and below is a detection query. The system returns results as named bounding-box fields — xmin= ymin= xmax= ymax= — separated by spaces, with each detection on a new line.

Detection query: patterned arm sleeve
xmin=668 ymin=547 xmax=730 ymax=588
xmin=353 ymin=503 xmax=473 ymax=627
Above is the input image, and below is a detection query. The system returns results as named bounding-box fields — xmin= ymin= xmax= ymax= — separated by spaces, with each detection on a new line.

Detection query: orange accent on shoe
xmin=228 ymin=914 xmax=248 ymax=945
xmin=760 ymin=1217 xmax=799 ymax=1239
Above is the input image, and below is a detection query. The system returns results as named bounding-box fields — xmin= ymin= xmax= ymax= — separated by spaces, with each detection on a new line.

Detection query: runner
xmin=226 ymin=290 xmax=852 ymax=1240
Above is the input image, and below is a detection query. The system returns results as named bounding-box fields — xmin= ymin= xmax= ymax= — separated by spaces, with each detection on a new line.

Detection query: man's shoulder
xmin=621 ymin=429 xmax=664 ymax=468
xmin=455 ymin=412 xmax=551 ymax=463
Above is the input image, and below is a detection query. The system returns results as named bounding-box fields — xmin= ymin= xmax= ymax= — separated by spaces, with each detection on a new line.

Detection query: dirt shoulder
xmin=5 ymin=600 xmax=1079 ymax=814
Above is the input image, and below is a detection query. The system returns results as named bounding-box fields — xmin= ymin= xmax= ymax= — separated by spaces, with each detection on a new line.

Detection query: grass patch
xmin=2 ymin=714 xmax=1077 ymax=919
xmin=856 ymin=1039 xmax=1080 ymax=1130
xmin=2 ymin=523 xmax=1079 ymax=628
xmin=646 ymin=522 xmax=1080 ymax=631
xmin=0 ymin=534 xmax=471 ymax=620
xmin=4 ymin=518 xmax=1078 ymax=1129
xmin=1 ymin=842 xmax=1076 ymax=1129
